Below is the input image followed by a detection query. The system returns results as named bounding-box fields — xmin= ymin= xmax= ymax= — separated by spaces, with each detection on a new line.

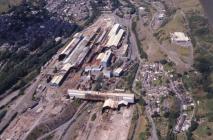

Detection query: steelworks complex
xmin=49 ymin=22 xmax=135 ymax=109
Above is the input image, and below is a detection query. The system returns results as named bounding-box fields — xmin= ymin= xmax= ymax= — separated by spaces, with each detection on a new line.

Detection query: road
xmin=116 ymin=1 xmax=159 ymax=138
xmin=169 ymin=80 xmax=184 ymax=112
xmin=115 ymin=9 xmax=159 ymax=139
xmin=114 ymin=12 xmax=142 ymax=61
xmin=22 ymin=103 xmax=53 ymax=140
xmin=145 ymin=107 xmax=159 ymax=140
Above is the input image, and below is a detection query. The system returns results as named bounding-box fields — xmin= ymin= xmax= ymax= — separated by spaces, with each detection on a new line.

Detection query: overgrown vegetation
xmin=189 ymin=14 xmax=213 ymax=95
xmin=0 ymin=40 xmax=65 ymax=94
xmin=0 ymin=1 xmax=77 ymax=94
xmin=110 ymin=0 xmax=121 ymax=9
xmin=91 ymin=113 xmax=97 ymax=121
xmin=123 ymin=63 xmax=139 ymax=90
xmin=131 ymin=18 xmax=148 ymax=59
xmin=83 ymin=1 xmax=101 ymax=27
xmin=0 ymin=109 xmax=7 ymax=122
xmin=186 ymin=13 xmax=213 ymax=123
xmin=165 ymin=97 xmax=180 ymax=140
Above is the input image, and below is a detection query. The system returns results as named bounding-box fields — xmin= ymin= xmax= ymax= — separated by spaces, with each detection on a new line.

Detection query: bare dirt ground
xmin=87 ymin=107 xmax=133 ymax=140
xmin=62 ymin=104 xmax=134 ymax=140
xmin=136 ymin=15 xmax=166 ymax=62
xmin=0 ymin=89 xmax=70 ymax=140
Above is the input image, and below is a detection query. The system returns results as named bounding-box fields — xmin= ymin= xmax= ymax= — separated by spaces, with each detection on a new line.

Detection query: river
xmin=200 ymin=0 xmax=213 ymax=26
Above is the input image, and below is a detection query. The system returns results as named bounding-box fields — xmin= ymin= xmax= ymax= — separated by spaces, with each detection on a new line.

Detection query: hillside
xmin=0 ymin=0 xmax=78 ymax=96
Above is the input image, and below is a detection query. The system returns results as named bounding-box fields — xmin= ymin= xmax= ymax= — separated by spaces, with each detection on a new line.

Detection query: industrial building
xmin=108 ymin=23 xmax=120 ymax=37
xmin=103 ymin=70 xmax=112 ymax=78
xmin=84 ymin=59 xmax=103 ymax=73
xmin=50 ymin=63 xmax=72 ymax=87
xmin=107 ymin=29 xmax=125 ymax=47
xmin=170 ymin=32 xmax=191 ymax=47
xmin=50 ymin=22 xmax=129 ymax=89
xmin=106 ymin=24 xmax=125 ymax=47
xmin=121 ymin=44 xmax=128 ymax=56
xmin=63 ymin=36 xmax=91 ymax=68
xmin=174 ymin=114 xmax=187 ymax=133
xmin=59 ymin=33 xmax=82 ymax=60
xmin=68 ymin=89 xmax=135 ymax=104
xmin=112 ymin=29 xmax=125 ymax=46
xmin=103 ymin=99 xmax=129 ymax=110
xmin=50 ymin=36 xmax=92 ymax=87
xmin=50 ymin=75 xmax=65 ymax=87
xmin=113 ymin=67 xmax=123 ymax=77
xmin=61 ymin=63 xmax=72 ymax=72
xmin=96 ymin=30 xmax=107 ymax=44
xmin=101 ymin=50 xmax=112 ymax=67
xmin=114 ymin=44 xmax=129 ymax=57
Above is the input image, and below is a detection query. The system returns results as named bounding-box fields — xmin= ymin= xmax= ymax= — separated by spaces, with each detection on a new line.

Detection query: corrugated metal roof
xmin=108 ymin=24 xmax=120 ymax=37
xmin=103 ymin=99 xmax=118 ymax=109
xmin=106 ymin=29 xmax=125 ymax=47
xmin=63 ymin=37 xmax=90 ymax=65
xmin=51 ymin=75 xmax=64 ymax=85
xmin=114 ymin=67 xmax=123 ymax=74
xmin=97 ymin=53 xmax=105 ymax=60
xmin=171 ymin=32 xmax=190 ymax=41
xmin=61 ymin=63 xmax=72 ymax=71
xmin=101 ymin=50 xmax=112 ymax=63
xmin=112 ymin=29 xmax=125 ymax=46
xmin=60 ymin=37 xmax=81 ymax=55
xmin=97 ymin=30 xmax=107 ymax=43
xmin=68 ymin=89 xmax=134 ymax=100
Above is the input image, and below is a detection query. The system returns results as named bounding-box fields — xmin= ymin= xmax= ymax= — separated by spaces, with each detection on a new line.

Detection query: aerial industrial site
xmin=0 ymin=0 xmax=213 ymax=140
xmin=0 ymin=14 xmax=140 ymax=140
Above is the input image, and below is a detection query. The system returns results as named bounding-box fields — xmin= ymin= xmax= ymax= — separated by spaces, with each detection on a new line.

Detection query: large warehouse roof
xmin=108 ymin=23 xmax=120 ymax=37
xmin=101 ymin=50 xmax=112 ymax=63
xmin=106 ymin=28 xmax=125 ymax=47
xmin=50 ymin=75 xmax=64 ymax=86
xmin=68 ymin=89 xmax=134 ymax=103
xmin=63 ymin=37 xmax=90 ymax=66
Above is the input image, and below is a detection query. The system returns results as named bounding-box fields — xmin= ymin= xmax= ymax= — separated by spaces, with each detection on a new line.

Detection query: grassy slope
xmin=175 ymin=0 xmax=213 ymax=139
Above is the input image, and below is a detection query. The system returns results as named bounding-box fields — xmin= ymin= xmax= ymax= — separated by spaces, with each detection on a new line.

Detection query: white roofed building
xmin=113 ymin=67 xmax=123 ymax=77
xmin=103 ymin=70 xmax=112 ymax=78
xmin=106 ymin=29 xmax=125 ymax=47
xmin=106 ymin=23 xmax=125 ymax=47
xmin=171 ymin=32 xmax=192 ymax=47
xmin=108 ymin=24 xmax=120 ymax=37
xmin=67 ymin=89 xmax=135 ymax=104
xmin=50 ymin=75 xmax=64 ymax=87
xmin=101 ymin=50 xmax=112 ymax=67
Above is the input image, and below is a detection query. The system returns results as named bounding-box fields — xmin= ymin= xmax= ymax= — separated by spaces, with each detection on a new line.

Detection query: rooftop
xmin=171 ymin=32 xmax=190 ymax=41
xmin=68 ymin=89 xmax=134 ymax=103
xmin=101 ymin=50 xmax=112 ymax=63
xmin=51 ymin=75 xmax=64 ymax=85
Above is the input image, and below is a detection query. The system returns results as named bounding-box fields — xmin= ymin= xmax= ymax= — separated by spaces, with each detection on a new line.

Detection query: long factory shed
xmin=106 ymin=23 xmax=125 ymax=47
xmin=68 ymin=89 xmax=135 ymax=103
xmin=59 ymin=33 xmax=83 ymax=60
